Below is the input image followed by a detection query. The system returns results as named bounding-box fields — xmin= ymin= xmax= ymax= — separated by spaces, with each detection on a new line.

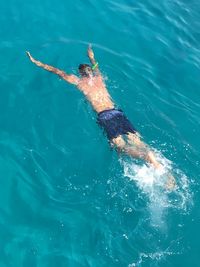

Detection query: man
xmin=26 ymin=46 xmax=164 ymax=170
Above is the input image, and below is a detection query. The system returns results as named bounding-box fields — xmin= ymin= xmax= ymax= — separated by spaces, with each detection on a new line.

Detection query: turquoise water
xmin=0 ymin=0 xmax=200 ymax=266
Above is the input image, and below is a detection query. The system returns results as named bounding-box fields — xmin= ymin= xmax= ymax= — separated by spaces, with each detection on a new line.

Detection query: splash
xmin=128 ymin=250 xmax=181 ymax=267
xmin=121 ymin=149 xmax=192 ymax=226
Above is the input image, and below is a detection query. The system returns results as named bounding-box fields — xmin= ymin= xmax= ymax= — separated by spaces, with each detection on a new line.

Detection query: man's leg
xmin=112 ymin=134 xmax=176 ymax=189
xmin=112 ymin=133 xmax=162 ymax=169
xmin=111 ymin=134 xmax=147 ymax=160
xmin=127 ymin=133 xmax=176 ymax=189
xmin=127 ymin=133 xmax=162 ymax=169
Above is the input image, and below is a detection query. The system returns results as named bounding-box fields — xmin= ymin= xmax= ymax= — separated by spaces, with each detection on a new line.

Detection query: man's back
xmin=77 ymin=75 xmax=114 ymax=113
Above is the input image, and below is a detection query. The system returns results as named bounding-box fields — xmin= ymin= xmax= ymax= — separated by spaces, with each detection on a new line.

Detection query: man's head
xmin=78 ymin=64 xmax=93 ymax=78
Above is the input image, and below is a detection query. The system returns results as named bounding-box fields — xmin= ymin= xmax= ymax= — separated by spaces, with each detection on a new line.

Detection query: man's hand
xmin=26 ymin=51 xmax=35 ymax=63
xmin=87 ymin=44 xmax=101 ymax=75
xmin=87 ymin=44 xmax=94 ymax=60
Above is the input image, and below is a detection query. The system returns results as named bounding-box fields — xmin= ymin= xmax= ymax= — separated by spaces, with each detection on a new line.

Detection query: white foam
xmin=128 ymin=250 xmax=180 ymax=267
xmin=121 ymin=148 xmax=192 ymax=227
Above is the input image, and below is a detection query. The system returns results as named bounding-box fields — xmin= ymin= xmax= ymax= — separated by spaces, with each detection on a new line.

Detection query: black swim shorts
xmin=97 ymin=108 xmax=136 ymax=140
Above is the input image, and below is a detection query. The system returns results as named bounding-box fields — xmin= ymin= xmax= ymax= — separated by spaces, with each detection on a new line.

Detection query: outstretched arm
xmin=26 ymin=51 xmax=79 ymax=85
xmin=87 ymin=45 xmax=101 ymax=76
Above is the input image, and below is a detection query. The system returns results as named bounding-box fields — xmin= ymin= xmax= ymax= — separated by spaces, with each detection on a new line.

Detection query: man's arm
xmin=26 ymin=51 xmax=79 ymax=85
xmin=87 ymin=45 xmax=101 ymax=76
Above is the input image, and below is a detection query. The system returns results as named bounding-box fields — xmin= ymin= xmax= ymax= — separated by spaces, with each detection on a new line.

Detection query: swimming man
xmin=26 ymin=46 xmax=164 ymax=170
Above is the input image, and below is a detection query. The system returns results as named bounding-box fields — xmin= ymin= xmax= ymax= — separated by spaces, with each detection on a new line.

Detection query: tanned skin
xmin=26 ymin=46 xmax=175 ymax=189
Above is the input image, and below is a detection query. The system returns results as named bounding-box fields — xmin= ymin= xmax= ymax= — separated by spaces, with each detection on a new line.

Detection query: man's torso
xmin=77 ymin=76 xmax=114 ymax=113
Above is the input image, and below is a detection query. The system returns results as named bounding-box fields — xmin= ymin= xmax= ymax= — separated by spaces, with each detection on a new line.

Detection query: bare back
xmin=77 ymin=75 xmax=115 ymax=113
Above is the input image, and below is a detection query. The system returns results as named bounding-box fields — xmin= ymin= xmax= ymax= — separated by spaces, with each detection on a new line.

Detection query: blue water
xmin=0 ymin=0 xmax=200 ymax=266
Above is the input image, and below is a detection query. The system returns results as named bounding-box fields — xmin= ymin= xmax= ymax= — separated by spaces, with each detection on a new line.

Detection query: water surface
xmin=0 ymin=0 xmax=200 ymax=266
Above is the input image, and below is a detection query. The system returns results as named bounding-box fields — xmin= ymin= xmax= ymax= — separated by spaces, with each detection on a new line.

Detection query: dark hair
xmin=78 ymin=64 xmax=92 ymax=77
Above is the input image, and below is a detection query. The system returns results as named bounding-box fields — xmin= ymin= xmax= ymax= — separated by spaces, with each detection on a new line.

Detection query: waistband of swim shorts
xmin=97 ymin=108 xmax=123 ymax=117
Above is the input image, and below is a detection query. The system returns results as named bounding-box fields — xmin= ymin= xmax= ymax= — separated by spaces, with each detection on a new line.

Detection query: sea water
xmin=0 ymin=0 xmax=200 ymax=266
